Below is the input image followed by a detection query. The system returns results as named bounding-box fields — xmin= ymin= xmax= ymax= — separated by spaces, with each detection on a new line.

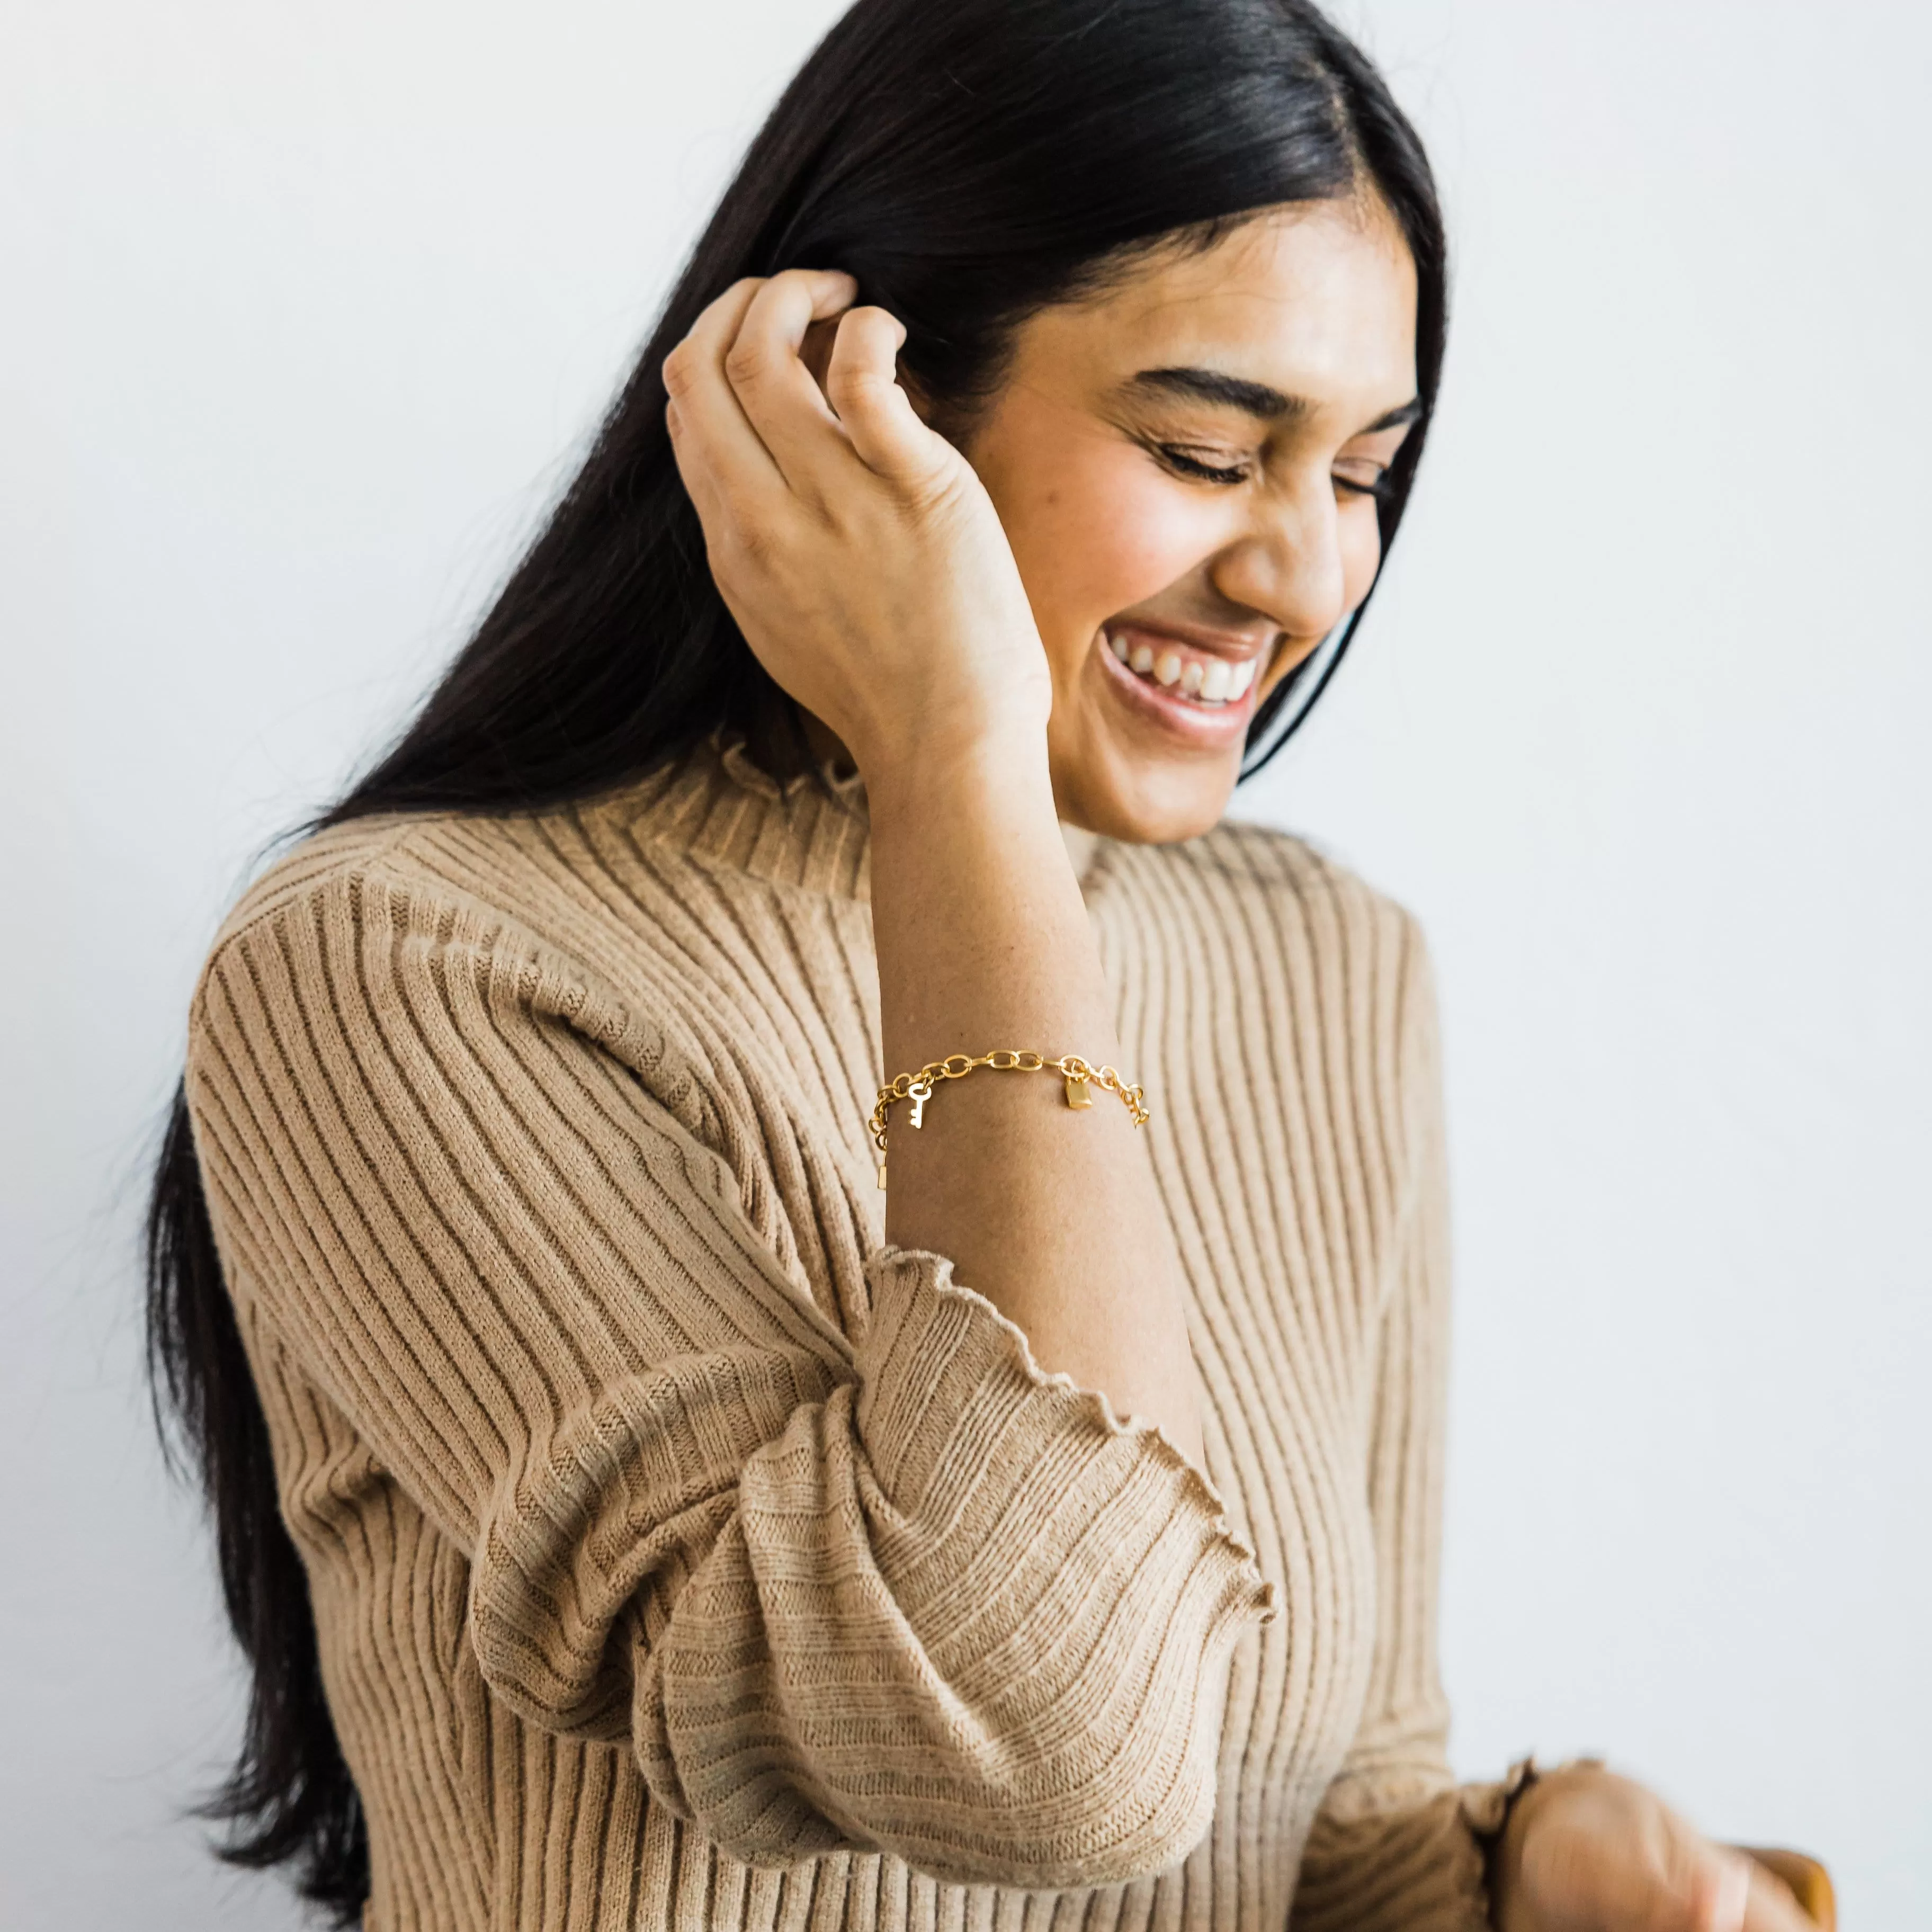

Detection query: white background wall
xmin=3 ymin=1 xmax=1926 ymax=1925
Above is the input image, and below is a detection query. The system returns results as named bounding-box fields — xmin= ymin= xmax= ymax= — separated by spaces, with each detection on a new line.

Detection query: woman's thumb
xmin=1686 ymin=1848 xmax=1754 ymax=1932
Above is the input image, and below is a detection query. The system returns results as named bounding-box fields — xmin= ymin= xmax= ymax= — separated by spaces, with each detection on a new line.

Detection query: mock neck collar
xmin=613 ymin=729 xmax=874 ymax=900
xmin=608 ymin=728 xmax=1125 ymax=906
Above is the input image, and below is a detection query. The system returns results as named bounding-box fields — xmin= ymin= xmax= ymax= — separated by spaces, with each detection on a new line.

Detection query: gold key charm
xmin=907 ymin=1079 xmax=932 ymax=1129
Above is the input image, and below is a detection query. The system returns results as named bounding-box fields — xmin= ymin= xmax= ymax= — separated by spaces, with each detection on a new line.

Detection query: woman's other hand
xmin=663 ymin=268 xmax=1052 ymax=784
xmin=1494 ymin=1767 xmax=1815 ymax=1932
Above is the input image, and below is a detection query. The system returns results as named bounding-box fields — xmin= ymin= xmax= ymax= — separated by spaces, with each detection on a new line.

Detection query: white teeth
xmin=1113 ymin=633 xmax=1262 ymax=706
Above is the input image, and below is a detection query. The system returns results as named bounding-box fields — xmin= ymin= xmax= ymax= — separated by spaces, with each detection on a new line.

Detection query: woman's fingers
xmin=1740 ymin=1861 xmax=1823 ymax=1932
xmin=668 ymin=269 xmax=954 ymax=528
xmin=1690 ymin=1851 xmax=1755 ymax=1932
xmin=826 ymin=306 xmax=953 ymax=490
xmin=1683 ymin=1846 xmax=1815 ymax=1932
xmin=1505 ymin=1770 xmax=1824 ymax=1932
xmin=663 ymin=278 xmax=788 ymax=527
xmin=720 ymin=270 xmax=859 ymax=486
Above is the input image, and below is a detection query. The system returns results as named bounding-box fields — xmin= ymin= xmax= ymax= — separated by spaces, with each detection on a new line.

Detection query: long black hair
xmin=147 ymin=0 xmax=1447 ymax=1915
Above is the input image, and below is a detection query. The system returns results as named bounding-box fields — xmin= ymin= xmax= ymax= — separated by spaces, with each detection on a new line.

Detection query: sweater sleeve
xmin=185 ymin=854 xmax=1271 ymax=1890
xmin=1289 ymin=923 xmax=1510 ymax=1932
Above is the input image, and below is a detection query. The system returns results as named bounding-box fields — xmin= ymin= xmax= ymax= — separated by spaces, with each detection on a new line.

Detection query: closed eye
xmin=1334 ymin=464 xmax=1394 ymax=502
xmin=1156 ymin=444 xmax=1250 ymax=486
xmin=1336 ymin=428 xmax=1412 ymax=502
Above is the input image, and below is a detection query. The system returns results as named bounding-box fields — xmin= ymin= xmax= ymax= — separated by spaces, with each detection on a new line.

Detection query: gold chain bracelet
xmin=869 ymin=1049 xmax=1151 ymax=1189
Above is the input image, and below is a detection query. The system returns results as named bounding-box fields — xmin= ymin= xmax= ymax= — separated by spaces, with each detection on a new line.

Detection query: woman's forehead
xmin=1015 ymin=202 xmax=1419 ymax=409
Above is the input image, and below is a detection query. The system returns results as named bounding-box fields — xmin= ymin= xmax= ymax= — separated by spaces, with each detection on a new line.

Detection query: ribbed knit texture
xmin=185 ymin=734 xmax=1514 ymax=1931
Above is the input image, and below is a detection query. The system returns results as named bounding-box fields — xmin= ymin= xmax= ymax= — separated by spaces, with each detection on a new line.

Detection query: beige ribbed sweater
xmin=185 ymin=734 xmax=1518 ymax=1932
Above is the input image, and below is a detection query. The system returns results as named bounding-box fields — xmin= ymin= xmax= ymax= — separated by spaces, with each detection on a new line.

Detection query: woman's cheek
xmin=1338 ymin=500 xmax=1384 ymax=613
xmin=1005 ymin=450 xmax=1228 ymax=637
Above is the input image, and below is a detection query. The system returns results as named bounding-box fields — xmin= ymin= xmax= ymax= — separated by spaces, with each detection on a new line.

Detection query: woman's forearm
xmin=867 ymin=731 xmax=1203 ymax=1464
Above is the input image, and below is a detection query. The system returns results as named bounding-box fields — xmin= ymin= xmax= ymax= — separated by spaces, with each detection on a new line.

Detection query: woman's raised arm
xmin=665 ymin=267 xmax=1205 ymax=1462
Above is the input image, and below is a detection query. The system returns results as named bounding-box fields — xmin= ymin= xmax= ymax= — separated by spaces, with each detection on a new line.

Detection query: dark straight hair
xmin=147 ymin=0 xmax=1447 ymax=1915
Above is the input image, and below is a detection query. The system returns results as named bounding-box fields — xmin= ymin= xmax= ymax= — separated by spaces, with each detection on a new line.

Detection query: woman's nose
xmin=1209 ymin=484 xmax=1349 ymax=641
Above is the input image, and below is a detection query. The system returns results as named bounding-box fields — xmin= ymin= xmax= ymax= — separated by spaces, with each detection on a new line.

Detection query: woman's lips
xmin=1094 ymin=622 xmax=1268 ymax=742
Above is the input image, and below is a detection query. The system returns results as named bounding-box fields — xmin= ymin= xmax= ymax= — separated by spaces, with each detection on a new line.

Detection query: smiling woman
xmin=144 ymin=2 xmax=1815 ymax=1931
xmin=956 ymin=203 xmax=1424 ymax=834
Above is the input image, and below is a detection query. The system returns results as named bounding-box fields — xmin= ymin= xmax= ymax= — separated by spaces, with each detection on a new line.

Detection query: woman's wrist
xmin=860 ymin=715 xmax=1060 ymax=842
xmin=1489 ymin=1765 xmax=1554 ymax=1931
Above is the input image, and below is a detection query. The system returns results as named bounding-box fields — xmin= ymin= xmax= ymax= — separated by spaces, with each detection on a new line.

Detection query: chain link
xmin=870 ymin=1049 xmax=1150 ymax=1187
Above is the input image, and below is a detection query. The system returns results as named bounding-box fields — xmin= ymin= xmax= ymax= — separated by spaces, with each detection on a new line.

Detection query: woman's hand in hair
xmin=1492 ymin=1767 xmax=1815 ymax=1932
xmin=664 ymin=269 xmax=1051 ymax=786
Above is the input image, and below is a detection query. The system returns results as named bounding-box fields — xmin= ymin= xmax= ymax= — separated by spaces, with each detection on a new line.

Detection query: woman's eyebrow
xmin=1126 ymin=366 xmax=1301 ymax=418
xmin=1124 ymin=365 xmax=1422 ymax=434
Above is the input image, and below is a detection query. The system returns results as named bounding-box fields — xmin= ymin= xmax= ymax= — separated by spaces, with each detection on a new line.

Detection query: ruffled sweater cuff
xmin=643 ymin=1245 xmax=1276 ymax=1886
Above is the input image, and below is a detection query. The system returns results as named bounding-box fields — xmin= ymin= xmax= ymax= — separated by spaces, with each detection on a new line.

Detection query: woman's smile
xmin=1092 ymin=619 xmax=1273 ymax=750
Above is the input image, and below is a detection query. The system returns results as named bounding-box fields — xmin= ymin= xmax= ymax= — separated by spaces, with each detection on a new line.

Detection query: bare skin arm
xmin=664 ymin=268 xmax=1202 ymax=1462
xmin=867 ymin=744 xmax=1202 ymax=1462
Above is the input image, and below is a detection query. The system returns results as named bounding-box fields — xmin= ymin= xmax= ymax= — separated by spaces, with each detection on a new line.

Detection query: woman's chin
xmin=1043 ymin=631 xmax=1258 ymax=843
xmin=1050 ymin=729 xmax=1244 ymax=847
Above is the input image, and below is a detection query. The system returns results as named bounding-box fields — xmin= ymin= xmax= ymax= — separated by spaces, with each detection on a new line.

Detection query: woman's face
xmin=960 ymin=198 xmax=1421 ymax=844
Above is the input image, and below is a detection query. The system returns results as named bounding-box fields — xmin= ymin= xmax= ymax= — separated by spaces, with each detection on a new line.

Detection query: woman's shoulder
xmin=187 ymin=752 xmax=866 ymax=1112
xmin=193 ymin=797 xmax=652 ymax=1033
xmin=200 ymin=806 xmax=550 ymax=974
xmin=186 ymin=799 xmax=731 ymax=1150
xmin=206 ymin=813 xmax=424 ymax=954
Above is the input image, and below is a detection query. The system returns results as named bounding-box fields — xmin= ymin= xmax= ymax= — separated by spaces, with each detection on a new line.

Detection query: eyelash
xmin=1155 ymin=443 xmax=1392 ymax=500
xmin=1157 ymin=444 xmax=1250 ymax=486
